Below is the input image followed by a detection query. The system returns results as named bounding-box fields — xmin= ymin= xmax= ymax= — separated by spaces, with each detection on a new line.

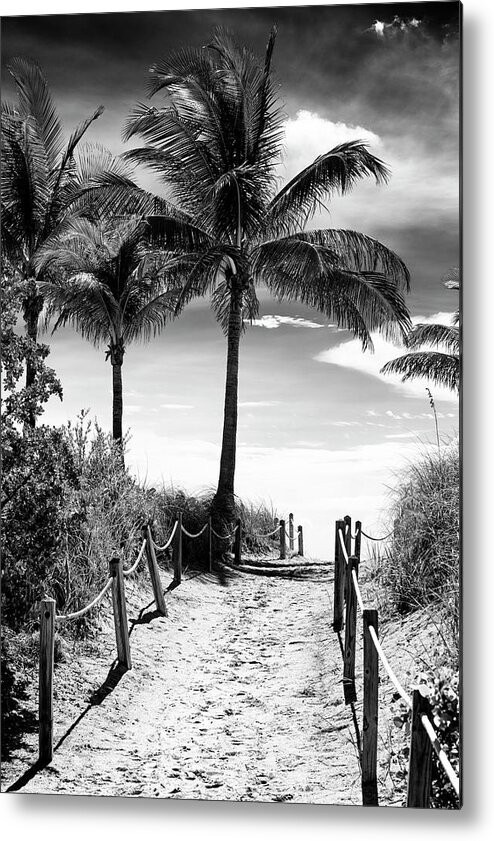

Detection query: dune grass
xmin=376 ymin=437 xmax=460 ymax=808
xmin=379 ymin=439 xmax=459 ymax=661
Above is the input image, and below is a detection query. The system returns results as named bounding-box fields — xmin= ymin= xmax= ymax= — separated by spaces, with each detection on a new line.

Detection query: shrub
xmin=237 ymin=498 xmax=280 ymax=555
xmin=389 ymin=667 xmax=460 ymax=809
xmin=149 ymin=486 xmax=212 ymax=569
xmin=429 ymin=668 xmax=460 ymax=809
xmin=379 ymin=440 xmax=459 ymax=654
xmin=59 ymin=413 xmax=152 ymax=629
xmin=148 ymin=489 xmax=280 ymax=567
xmin=1 ymin=424 xmax=80 ymax=631
xmin=1 ymin=628 xmax=37 ymax=760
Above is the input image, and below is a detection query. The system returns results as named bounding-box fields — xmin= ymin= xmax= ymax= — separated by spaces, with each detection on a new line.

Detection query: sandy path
xmin=3 ymin=568 xmax=362 ymax=803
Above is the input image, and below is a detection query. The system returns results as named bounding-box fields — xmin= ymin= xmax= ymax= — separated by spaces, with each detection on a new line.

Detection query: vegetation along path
xmin=4 ymin=562 xmax=362 ymax=803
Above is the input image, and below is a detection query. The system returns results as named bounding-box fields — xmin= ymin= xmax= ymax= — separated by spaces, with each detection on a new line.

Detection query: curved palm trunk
xmin=212 ymin=286 xmax=243 ymax=523
xmin=23 ymin=279 xmax=44 ymax=428
xmin=109 ymin=341 xmax=125 ymax=463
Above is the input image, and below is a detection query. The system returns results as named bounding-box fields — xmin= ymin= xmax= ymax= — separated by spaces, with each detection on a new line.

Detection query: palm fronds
xmin=381 ymin=351 xmax=459 ymax=393
xmin=1 ymin=59 xmax=147 ymax=274
xmin=265 ymin=142 xmax=390 ymax=236
xmin=251 ymin=235 xmax=410 ymax=348
xmin=405 ymin=323 xmax=459 ymax=353
xmin=380 ymin=270 xmax=460 ymax=392
xmin=7 ymin=57 xmax=65 ymax=170
xmin=37 ymin=216 xmax=179 ymax=348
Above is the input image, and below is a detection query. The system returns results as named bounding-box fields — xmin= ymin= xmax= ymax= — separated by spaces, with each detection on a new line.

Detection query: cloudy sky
xmin=1 ymin=1 xmax=460 ymax=557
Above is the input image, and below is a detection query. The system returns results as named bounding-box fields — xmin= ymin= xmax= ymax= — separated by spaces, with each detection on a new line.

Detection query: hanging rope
xmin=123 ymin=538 xmax=147 ymax=577
xmin=211 ymin=523 xmax=238 ymax=540
xmin=360 ymin=528 xmax=394 ymax=542
xmin=245 ymin=524 xmax=281 ymax=539
xmin=56 ymin=578 xmax=112 ymax=622
xmin=151 ymin=520 xmax=178 ymax=552
xmin=181 ymin=523 xmax=208 ymax=539
xmin=367 ymin=624 xmax=413 ymax=708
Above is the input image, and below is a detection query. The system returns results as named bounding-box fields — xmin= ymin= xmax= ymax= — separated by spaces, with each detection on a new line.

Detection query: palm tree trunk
xmin=109 ymin=340 xmax=125 ymax=462
xmin=212 ymin=285 xmax=243 ymax=523
xmin=23 ymin=279 xmax=44 ymax=428
xmin=112 ymin=361 xmax=124 ymax=443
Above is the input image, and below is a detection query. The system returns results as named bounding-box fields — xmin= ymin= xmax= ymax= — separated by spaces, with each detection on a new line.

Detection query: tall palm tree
xmin=380 ymin=269 xmax=460 ymax=393
xmin=1 ymin=58 xmax=144 ymax=425
xmin=37 ymin=216 xmax=179 ymax=447
xmin=124 ymin=28 xmax=411 ymax=522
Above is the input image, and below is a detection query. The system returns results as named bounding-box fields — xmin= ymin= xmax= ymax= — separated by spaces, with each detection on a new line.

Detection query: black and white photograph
xmin=1 ymin=0 xmax=463 ymax=818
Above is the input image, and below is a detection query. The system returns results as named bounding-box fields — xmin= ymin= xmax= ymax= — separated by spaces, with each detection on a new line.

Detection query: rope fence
xmin=38 ymin=516 xmax=179 ymax=763
xmin=56 ymin=578 xmax=113 ymax=622
xmin=37 ymin=508 xmax=305 ymax=764
xmin=359 ymin=528 xmax=395 ymax=542
xmin=241 ymin=514 xmax=304 ymax=560
xmin=253 ymin=524 xmax=281 ymax=538
xmin=332 ymin=515 xmax=460 ymax=807
xmin=123 ymin=538 xmax=147 ymax=577
xmin=182 ymin=523 xmax=209 ymax=539
xmin=36 ymin=505 xmax=457 ymax=807
xmin=210 ymin=523 xmax=238 ymax=540
xmin=150 ymin=519 xmax=178 ymax=552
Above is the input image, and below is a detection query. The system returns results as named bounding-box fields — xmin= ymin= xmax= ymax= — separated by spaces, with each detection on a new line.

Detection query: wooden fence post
xmin=144 ymin=523 xmax=167 ymax=616
xmin=109 ymin=557 xmax=132 ymax=670
xmin=355 ymin=520 xmax=362 ymax=562
xmin=39 ymin=597 xmax=55 ymax=764
xmin=279 ymin=518 xmax=286 ymax=559
xmin=344 ymin=514 xmax=352 ymax=603
xmin=297 ymin=525 xmax=304 ymax=557
xmin=332 ymin=519 xmax=345 ymax=632
xmin=407 ymin=690 xmax=434 ymax=808
xmin=173 ymin=512 xmax=183 ymax=585
xmin=208 ymin=516 xmax=213 ymax=573
xmin=362 ymin=609 xmax=379 ymax=806
xmin=288 ymin=513 xmax=294 ymax=552
xmin=234 ymin=518 xmax=242 ymax=564
xmin=343 ymin=555 xmax=359 ymax=704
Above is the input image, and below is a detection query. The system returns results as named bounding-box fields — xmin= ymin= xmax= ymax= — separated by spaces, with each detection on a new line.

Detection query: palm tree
xmin=124 ymin=28 xmax=411 ymax=522
xmin=1 ymin=58 xmax=144 ymax=425
xmin=380 ymin=269 xmax=460 ymax=393
xmin=37 ymin=216 xmax=179 ymax=447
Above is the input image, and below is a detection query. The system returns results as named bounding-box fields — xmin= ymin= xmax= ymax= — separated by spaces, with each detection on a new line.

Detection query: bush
xmin=1 ymin=424 xmax=80 ymax=631
xmin=237 ymin=498 xmax=280 ymax=555
xmin=59 ymin=414 xmax=152 ymax=630
xmin=149 ymin=486 xmax=212 ymax=569
xmin=389 ymin=667 xmax=460 ymax=809
xmin=148 ymin=489 xmax=280 ymax=567
xmin=1 ymin=628 xmax=37 ymax=761
xmin=3 ymin=406 xmax=283 ymax=633
xmin=379 ymin=440 xmax=459 ymax=652
xmin=429 ymin=667 xmax=460 ymax=809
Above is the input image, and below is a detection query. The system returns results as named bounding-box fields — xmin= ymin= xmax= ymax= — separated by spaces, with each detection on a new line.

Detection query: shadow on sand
xmin=5 ymin=659 xmax=130 ymax=793
xmin=6 ymin=568 xmax=231 ymax=793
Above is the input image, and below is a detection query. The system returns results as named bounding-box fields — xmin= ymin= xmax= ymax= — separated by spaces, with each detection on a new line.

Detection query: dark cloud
xmin=376 ymin=223 xmax=459 ymax=313
xmin=1 ymin=4 xmax=460 ymax=106
xmin=1 ymin=2 xmax=460 ymax=313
